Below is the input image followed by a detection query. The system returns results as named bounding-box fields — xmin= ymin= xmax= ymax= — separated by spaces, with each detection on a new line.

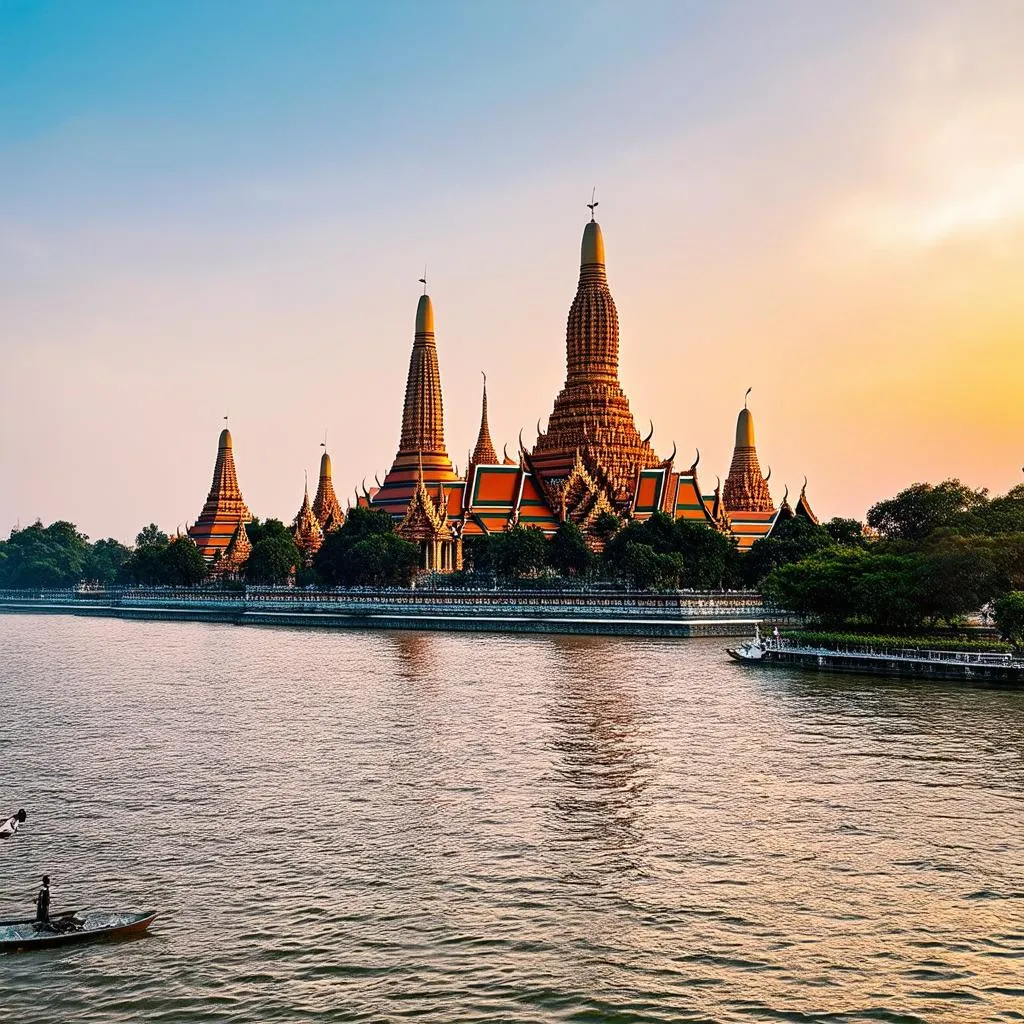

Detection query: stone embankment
xmin=0 ymin=587 xmax=783 ymax=638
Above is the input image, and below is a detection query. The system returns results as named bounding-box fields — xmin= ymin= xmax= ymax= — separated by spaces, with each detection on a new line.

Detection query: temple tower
xmin=292 ymin=477 xmax=325 ymax=566
xmin=531 ymin=214 xmax=660 ymax=509
xmin=722 ymin=398 xmax=774 ymax=513
xmin=189 ymin=427 xmax=252 ymax=561
xmin=471 ymin=374 xmax=498 ymax=466
xmin=371 ymin=291 xmax=460 ymax=572
xmin=312 ymin=449 xmax=345 ymax=532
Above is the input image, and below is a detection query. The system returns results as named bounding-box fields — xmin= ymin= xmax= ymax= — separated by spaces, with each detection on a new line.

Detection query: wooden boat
xmin=0 ymin=909 xmax=158 ymax=952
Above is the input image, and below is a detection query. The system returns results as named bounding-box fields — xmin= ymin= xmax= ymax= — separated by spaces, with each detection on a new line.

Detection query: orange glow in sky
xmin=1 ymin=2 xmax=1022 ymax=541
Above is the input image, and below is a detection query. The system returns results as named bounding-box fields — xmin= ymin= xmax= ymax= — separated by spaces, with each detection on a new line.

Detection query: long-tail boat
xmin=0 ymin=910 xmax=158 ymax=952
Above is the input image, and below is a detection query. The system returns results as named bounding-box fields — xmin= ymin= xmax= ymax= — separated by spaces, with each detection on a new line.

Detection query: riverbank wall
xmin=0 ymin=587 xmax=782 ymax=638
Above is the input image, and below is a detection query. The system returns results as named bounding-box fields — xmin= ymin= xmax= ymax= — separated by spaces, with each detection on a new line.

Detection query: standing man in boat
xmin=35 ymin=875 xmax=50 ymax=924
xmin=0 ymin=809 xmax=27 ymax=840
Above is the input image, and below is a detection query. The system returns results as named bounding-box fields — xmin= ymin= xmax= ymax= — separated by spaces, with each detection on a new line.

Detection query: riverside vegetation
xmin=3 ymin=479 xmax=1023 ymax=646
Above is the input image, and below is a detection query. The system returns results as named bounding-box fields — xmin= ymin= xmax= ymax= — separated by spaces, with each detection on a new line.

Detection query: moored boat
xmin=0 ymin=910 xmax=158 ymax=952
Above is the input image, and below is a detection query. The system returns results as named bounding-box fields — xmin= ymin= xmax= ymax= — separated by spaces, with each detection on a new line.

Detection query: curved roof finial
xmin=801 ymin=475 xmax=808 ymax=494
xmin=715 ymin=475 xmax=722 ymax=492
xmin=518 ymin=427 xmax=525 ymax=453
xmin=692 ymin=448 xmax=701 ymax=471
xmin=643 ymin=419 xmax=654 ymax=445
xmin=782 ymin=484 xmax=790 ymax=505
xmin=668 ymin=440 xmax=677 ymax=463
xmin=764 ymin=465 xmax=772 ymax=483
xmin=503 ymin=442 xmax=510 ymax=462
xmin=744 ymin=386 xmax=752 ymax=409
xmin=374 ymin=474 xmax=382 ymax=489
xmin=536 ymin=418 xmax=544 ymax=438
xmin=361 ymin=478 xmax=370 ymax=500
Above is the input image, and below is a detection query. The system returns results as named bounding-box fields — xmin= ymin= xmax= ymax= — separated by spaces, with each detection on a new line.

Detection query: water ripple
xmin=2 ymin=617 xmax=1023 ymax=1022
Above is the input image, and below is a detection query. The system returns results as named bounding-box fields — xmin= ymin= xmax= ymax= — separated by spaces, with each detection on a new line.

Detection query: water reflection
xmin=542 ymin=636 xmax=651 ymax=882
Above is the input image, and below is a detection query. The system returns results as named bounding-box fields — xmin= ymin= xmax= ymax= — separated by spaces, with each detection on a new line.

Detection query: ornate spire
xmin=292 ymin=475 xmax=324 ymax=565
xmin=312 ymin=449 xmax=345 ymax=531
xmin=373 ymin=290 xmax=458 ymax=519
xmin=723 ymin=395 xmax=774 ymax=514
xmin=532 ymin=213 xmax=659 ymax=502
xmin=399 ymin=293 xmax=447 ymax=455
xmin=471 ymin=372 xmax=498 ymax=465
xmin=188 ymin=427 xmax=252 ymax=560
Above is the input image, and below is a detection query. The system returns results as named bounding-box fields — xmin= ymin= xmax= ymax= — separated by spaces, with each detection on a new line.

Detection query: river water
xmin=1 ymin=614 xmax=1022 ymax=1023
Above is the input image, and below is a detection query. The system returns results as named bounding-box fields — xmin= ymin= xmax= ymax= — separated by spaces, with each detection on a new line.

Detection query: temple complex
xmin=187 ymin=203 xmax=820 ymax=575
xmin=188 ymin=427 xmax=252 ymax=560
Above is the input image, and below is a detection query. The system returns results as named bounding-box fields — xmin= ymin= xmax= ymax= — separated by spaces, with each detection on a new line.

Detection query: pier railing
xmin=770 ymin=636 xmax=1022 ymax=667
xmin=0 ymin=585 xmax=778 ymax=621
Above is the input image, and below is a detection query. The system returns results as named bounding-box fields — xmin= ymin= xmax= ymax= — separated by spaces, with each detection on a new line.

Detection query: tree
xmin=673 ymin=519 xmax=741 ymax=589
xmin=548 ymin=522 xmax=594 ymax=579
xmin=742 ymin=516 xmax=833 ymax=586
xmin=159 ymin=536 xmax=209 ymax=586
xmin=0 ymin=520 xmax=90 ymax=589
xmin=866 ymin=479 xmax=989 ymax=542
xmin=245 ymin=537 xmax=298 ymax=585
xmin=994 ymin=592 xmax=1024 ymax=648
xmin=314 ymin=507 xmax=418 ymax=587
xmin=615 ymin=541 xmax=682 ymax=590
xmin=491 ymin=525 xmax=548 ymax=582
xmin=136 ymin=523 xmax=169 ymax=548
xmin=825 ymin=518 xmax=866 ymax=547
xmin=977 ymin=486 xmax=1024 ymax=536
xmin=763 ymin=548 xmax=868 ymax=626
xmin=84 ymin=538 xmax=132 ymax=585
xmin=592 ymin=511 xmax=622 ymax=544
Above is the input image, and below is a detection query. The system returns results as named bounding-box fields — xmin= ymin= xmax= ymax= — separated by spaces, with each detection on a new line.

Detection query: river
xmin=2 ymin=614 xmax=1022 ymax=1022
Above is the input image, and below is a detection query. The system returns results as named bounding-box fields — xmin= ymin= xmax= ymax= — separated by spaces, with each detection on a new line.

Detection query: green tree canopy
xmin=824 ymin=517 xmax=866 ymax=547
xmin=742 ymin=516 xmax=834 ymax=586
xmin=994 ymin=592 xmax=1024 ymax=647
xmin=0 ymin=520 xmax=90 ymax=589
xmin=866 ymin=479 xmax=989 ymax=541
xmin=314 ymin=507 xmax=418 ymax=587
xmin=548 ymin=522 xmax=594 ymax=579
xmin=84 ymin=538 xmax=132 ymax=585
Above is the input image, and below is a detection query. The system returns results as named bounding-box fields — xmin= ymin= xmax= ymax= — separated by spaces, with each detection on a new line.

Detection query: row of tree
xmin=761 ymin=480 xmax=1024 ymax=634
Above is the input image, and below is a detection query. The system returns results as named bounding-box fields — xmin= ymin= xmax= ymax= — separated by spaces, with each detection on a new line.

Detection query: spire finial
xmin=419 ymin=265 xmax=427 ymax=295
xmin=587 ymin=187 xmax=598 ymax=222
xmin=744 ymin=387 xmax=752 ymax=409
xmin=321 ymin=427 xmax=327 ymax=450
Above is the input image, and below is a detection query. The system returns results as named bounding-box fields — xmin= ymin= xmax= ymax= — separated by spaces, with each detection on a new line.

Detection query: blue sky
xmin=2 ymin=1 xmax=1022 ymax=540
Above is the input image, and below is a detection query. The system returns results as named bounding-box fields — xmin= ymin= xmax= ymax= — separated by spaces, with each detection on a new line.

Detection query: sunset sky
xmin=2 ymin=0 xmax=1022 ymax=543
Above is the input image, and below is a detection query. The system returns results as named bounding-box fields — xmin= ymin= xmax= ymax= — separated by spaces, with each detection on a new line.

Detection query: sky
xmin=1 ymin=0 xmax=1022 ymax=543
